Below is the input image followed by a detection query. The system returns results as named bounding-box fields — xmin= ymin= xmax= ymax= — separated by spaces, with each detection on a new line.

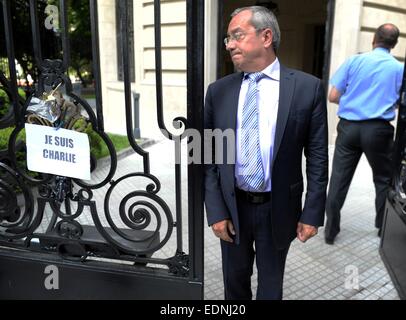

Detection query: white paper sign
xmin=25 ymin=123 xmax=91 ymax=180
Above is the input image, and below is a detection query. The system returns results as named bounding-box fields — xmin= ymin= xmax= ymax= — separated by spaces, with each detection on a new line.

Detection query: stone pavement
xmin=204 ymin=145 xmax=399 ymax=300
xmin=86 ymin=139 xmax=399 ymax=300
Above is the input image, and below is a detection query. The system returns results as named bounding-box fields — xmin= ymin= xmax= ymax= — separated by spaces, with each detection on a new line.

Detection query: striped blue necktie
xmin=241 ymin=72 xmax=265 ymax=191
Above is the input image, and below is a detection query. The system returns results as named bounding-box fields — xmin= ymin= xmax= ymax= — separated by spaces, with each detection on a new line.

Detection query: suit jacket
xmin=204 ymin=64 xmax=328 ymax=249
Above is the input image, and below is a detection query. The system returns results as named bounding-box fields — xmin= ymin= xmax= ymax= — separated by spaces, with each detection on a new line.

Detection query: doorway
xmin=217 ymin=0 xmax=335 ymax=85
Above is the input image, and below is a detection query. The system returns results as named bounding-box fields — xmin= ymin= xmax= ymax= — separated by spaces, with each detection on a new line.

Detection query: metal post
xmin=187 ymin=0 xmax=204 ymax=286
xmin=132 ymin=92 xmax=140 ymax=139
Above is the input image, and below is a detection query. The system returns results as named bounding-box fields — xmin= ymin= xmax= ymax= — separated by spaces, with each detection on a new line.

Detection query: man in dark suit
xmin=204 ymin=6 xmax=328 ymax=300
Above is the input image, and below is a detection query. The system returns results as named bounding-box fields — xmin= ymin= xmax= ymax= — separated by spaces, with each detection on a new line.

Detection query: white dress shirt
xmin=235 ymin=58 xmax=280 ymax=192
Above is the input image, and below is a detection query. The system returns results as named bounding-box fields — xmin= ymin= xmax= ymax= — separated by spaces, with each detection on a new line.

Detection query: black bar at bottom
xmin=0 ymin=248 xmax=202 ymax=300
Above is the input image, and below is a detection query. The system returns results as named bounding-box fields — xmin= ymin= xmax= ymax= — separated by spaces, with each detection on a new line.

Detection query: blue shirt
xmin=330 ymin=47 xmax=404 ymax=121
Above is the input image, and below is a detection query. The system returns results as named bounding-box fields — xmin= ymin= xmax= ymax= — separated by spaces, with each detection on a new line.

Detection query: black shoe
xmin=325 ymin=237 xmax=335 ymax=245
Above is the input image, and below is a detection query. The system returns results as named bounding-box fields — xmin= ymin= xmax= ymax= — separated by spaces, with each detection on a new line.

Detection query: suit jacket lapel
xmin=272 ymin=65 xmax=295 ymax=163
xmin=225 ymin=72 xmax=244 ymax=131
xmin=225 ymin=72 xmax=243 ymax=186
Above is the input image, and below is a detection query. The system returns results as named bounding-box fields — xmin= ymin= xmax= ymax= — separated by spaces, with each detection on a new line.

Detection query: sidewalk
xmin=204 ymin=146 xmax=399 ymax=300
xmin=91 ymin=140 xmax=399 ymax=300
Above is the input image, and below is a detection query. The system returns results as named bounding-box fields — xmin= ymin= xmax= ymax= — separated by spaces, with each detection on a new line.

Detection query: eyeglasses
xmin=223 ymin=29 xmax=265 ymax=47
xmin=224 ymin=32 xmax=246 ymax=46
xmin=224 ymin=32 xmax=248 ymax=47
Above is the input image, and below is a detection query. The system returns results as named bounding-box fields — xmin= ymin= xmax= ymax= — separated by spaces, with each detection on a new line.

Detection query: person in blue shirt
xmin=325 ymin=23 xmax=404 ymax=245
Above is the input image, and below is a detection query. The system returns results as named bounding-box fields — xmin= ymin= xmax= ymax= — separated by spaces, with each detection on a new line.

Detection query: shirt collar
xmin=243 ymin=58 xmax=280 ymax=81
xmin=374 ymin=47 xmax=390 ymax=54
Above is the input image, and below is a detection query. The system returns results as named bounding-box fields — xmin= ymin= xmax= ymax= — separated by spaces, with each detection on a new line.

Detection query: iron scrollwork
xmin=1 ymin=56 xmax=178 ymax=271
xmin=98 ymin=173 xmax=174 ymax=256
xmin=0 ymin=162 xmax=38 ymax=240
xmin=0 ymin=0 xmax=200 ymax=278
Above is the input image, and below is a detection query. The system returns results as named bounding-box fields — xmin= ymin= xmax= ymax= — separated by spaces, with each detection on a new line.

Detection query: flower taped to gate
xmin=25 ymin=123 xmax=91 ymax=180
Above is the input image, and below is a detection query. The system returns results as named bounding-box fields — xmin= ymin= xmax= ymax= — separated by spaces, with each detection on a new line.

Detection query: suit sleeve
xmin=204 ymin=85 xmax=231 ymax=226
xmin=302 ymin=79 xmax=329 ymax=226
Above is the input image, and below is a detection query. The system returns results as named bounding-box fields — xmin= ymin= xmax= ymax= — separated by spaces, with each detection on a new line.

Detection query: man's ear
xmin=263 ymin=29 xmax=273 ymax=49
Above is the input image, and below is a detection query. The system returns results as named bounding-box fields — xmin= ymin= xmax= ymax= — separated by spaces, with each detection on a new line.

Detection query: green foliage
xmin=102 ymin=133 xmax=130 ymax=159
xmin=0 ymin=0 xmax=60 ymax=83
xmin=0 ymin=89 xmax=8 ymax=118
xmin=0 ymin=87 xmax=26 ymax=118
xmin=68 ymin=0 xmax=93 ymax=86
xmin=85 ymin=123 xmax=103 ymax=159
xmin=72 ymin=119 xmax=130 ymax=159
xmin=0 ymin=127 xmax=15 ymax=150
xmin=0 ymin=127 xmax=27 ymax=174
xmin=0 ymin=1 xmax=93 ymax=85
xmin=72 ymin=118 xmax=102 ymax=159
xmin=0 ymin=127 xmax=37 ymax=190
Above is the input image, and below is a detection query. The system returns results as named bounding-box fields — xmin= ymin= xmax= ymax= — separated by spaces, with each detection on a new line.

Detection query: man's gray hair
xmin=231 ymin=6 xmax=281 ymax=51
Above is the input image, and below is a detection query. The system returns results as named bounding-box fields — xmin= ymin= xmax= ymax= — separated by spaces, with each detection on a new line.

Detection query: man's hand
xmin=211 ymin=219 xmax=235 ymax=243
xmin=297 ymin=222 xmax=318 ymax=243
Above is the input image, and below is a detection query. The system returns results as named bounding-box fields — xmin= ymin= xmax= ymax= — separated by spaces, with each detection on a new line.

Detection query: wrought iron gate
xmin=0 ymin=0 xmax=204 ymax=299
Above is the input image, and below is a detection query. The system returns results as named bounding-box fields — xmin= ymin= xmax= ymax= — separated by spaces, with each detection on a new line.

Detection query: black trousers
xmin=220 ymin=195 xmax=290 ymax=300
xmin=325 ymin=119 xmax=394 ymax=239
